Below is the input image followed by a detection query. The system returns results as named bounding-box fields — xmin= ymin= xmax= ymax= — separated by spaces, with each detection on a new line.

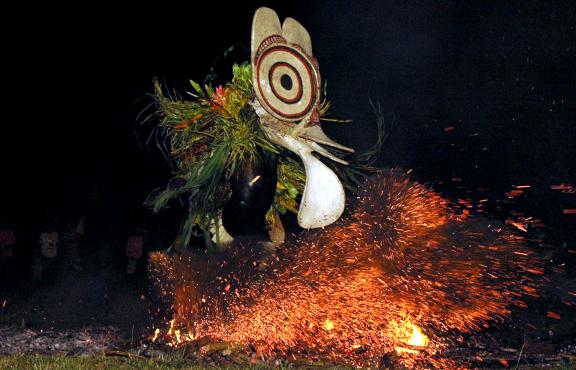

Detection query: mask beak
xmin=297 ymin=109 xmax=354 ymax=163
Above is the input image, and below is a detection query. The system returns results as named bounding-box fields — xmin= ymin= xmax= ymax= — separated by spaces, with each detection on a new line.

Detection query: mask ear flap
xmin=251 ymin=7 xmax=282 ymax=60
xmin=282 ymin=17 xmax=313 ymax=56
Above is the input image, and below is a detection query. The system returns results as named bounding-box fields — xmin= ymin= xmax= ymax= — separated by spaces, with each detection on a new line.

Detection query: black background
xmin=2 ymin=1 xmax=575 ymax=242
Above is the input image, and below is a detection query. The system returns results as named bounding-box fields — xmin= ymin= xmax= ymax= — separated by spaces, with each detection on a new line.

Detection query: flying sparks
xmin=149 ymin=170 xmax=543 ymax=367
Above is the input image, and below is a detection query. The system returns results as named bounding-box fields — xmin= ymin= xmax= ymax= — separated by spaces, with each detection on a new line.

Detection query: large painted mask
xmin=251 ymin=7 xmax=354 ymax=229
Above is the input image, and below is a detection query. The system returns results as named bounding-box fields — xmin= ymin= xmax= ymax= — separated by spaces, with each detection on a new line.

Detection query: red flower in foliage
xmin=210 ymin=85 xmax=228 ymax=110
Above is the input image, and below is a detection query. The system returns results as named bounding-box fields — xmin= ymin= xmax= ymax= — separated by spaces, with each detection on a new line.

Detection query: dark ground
xmin=0 ymin=242 xmax=153 ymax=336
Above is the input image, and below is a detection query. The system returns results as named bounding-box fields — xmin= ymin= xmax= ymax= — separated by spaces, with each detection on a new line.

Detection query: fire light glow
xmin=393 ymin=318 xmax=430 ymax=355
xmin=324 ymin=319 xmax=335 ymax=332
xmin=149 ymin=170 xmax=543 ymax=368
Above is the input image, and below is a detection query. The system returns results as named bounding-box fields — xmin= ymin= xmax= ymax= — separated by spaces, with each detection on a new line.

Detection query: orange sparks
xmin=498 ymin=358 xmax=510 ymax=367
xmin=525 ymin=267 xmax=544 ymax=275
xmin=506 ymin=219 xmax=528 ymax=232
xmin=506 ymin=189 xmax=525 ymax=198
xmin=551 ymin=184 xmax=576 ymax=193
xmin=149 ymin=170 xmax=543 ymax=368
xmin=547 ymin=311 xmax=561 ymax=320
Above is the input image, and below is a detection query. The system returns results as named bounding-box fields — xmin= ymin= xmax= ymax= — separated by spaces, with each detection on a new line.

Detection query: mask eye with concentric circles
xmin=255 ymin=44 xmax=320 ymax=122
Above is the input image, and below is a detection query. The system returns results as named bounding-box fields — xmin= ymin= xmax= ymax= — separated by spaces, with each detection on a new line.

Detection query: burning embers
xmin=392 ymin=318 xmax=430 ymax=355
xmin=149 ymin=170 xmax=543 ymax=367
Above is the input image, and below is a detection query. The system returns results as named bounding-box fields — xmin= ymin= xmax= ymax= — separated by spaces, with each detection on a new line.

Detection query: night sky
xmin=2 ymin=1 xmax=575 ymax=240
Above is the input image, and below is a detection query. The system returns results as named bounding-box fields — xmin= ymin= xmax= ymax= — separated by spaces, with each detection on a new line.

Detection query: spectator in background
xmin=0 ymin=219 xmax=17 ymax=282
xmin=125 ymin=228 xmax=145 ymax=275
xmin=39 ymin=222 xmax=60 ymax=283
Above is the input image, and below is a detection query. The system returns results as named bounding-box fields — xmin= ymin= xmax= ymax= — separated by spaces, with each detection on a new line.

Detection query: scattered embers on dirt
xmin=147 ymin=334 xmax=576 ymax=368
xmin=0 ymin=325 xmax=575 ymax=368
xmin=0 ymin=326 xmax=125 ymax=356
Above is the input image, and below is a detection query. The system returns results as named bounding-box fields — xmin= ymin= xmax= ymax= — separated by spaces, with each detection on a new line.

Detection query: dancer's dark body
xmin=222 ymin=155 xmax=277 ymax=239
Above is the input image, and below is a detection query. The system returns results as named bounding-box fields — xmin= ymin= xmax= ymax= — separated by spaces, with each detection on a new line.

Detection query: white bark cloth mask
xmin=251 ymin=7 xmax=354 ymax=229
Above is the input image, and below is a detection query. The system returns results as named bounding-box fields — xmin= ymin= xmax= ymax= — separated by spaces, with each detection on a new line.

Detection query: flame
xmin=151 ymin=328 xmax=160 ymax=342
xmin=407 ymin=323 xmax=429 ymax=347
xmin=324 ymin=319 xmax=334 ymax=332
xmin=392 ymin=318 xmax=429 ymax=355
xmin=167 ymin=319 xmax=175 ymax=335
